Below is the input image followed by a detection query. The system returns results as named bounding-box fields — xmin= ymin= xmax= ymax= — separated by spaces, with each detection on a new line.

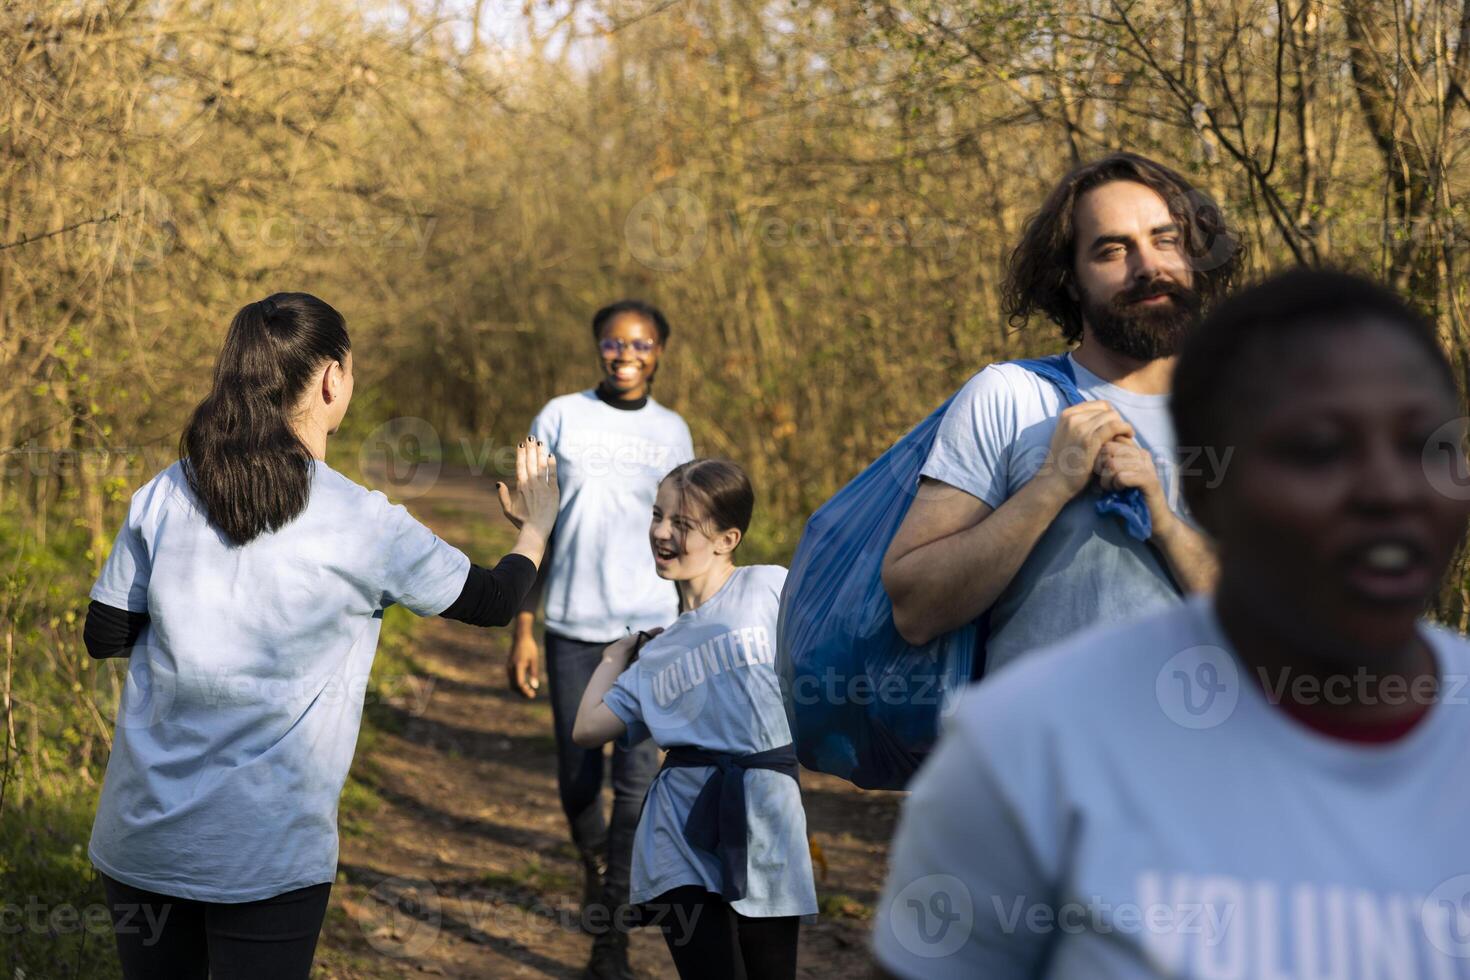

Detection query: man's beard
xmin=1081 ymin=277 xmax=1202 ymax=361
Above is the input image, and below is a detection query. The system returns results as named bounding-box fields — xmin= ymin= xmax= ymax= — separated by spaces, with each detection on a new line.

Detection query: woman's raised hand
xmin=498 ymin=438 xmax=560 ymax=535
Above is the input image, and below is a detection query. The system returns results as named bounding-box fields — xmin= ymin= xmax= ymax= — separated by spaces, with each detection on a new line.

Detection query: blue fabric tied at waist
xmin=1013 ymin=354 xmax=1153 ymax=541
xmin=659 ymin=743 xmax=800 ymax=902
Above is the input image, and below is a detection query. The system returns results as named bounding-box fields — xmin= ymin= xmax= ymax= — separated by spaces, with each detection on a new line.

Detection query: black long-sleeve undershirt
xmin=437 ymin=553 xmax=539 ymax=626
xmin=83 ymin=602 xmax=151 ymax=659
xmin=82 ymin=553 xmax=540 ymax=658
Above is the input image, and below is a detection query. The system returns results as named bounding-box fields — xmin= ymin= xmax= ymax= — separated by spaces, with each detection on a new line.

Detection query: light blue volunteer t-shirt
xmin=874 ymin=595 xmax=1470 ymax=979
xmin=88 ymin=459 xmax=470 ymax=903
xmin=921 ymin=352 xmax=1188 ymax=675
xmin=602 ymin=565 xmax=818 ymax=918
xmin=530 ymin=390 xmax=694 ymax=644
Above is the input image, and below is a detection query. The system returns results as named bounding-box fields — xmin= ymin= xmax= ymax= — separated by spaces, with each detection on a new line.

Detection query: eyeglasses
xmin=598 ymin=338 xmax=657 ymax=356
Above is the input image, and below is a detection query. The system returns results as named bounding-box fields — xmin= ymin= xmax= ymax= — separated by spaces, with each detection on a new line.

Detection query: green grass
xmin=342 ymin=603 xmax=423 ymax=836
xmin=1 ymin=499 xmax=120 ymax=978
xmin=0 ymin=795 xmax=119 ymax=977
xmin=818 ymin=892 xmax=874 ymax=921
xmin=478 ymin=859 xmax=578 ymax=897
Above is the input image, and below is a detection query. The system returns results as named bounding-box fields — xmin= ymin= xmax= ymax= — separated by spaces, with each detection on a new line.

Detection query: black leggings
xmin=100 ymin=872 xmax=331 ymax=980
xmin=649 ymin=885 xmax=801 ymax=980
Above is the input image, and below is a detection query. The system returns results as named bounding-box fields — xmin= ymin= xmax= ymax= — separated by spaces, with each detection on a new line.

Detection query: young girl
xmin=573 ymin=459 xmax=817 ymax=980
xmin=83 ymin=293 xmax=558 ymax=979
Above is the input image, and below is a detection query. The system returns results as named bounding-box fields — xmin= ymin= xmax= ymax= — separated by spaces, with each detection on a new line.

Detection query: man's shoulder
xmin=949 ymin=359 xmax=1067 ymax=417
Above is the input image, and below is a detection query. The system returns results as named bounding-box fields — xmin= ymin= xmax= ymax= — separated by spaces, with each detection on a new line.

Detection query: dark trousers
xmin=543 ymin=630 xmax=660 ymax=912
xmin=100 ymin=872 xmax=331 ymax=980
xmin=650 ymin=885 xmax=801 ymax=980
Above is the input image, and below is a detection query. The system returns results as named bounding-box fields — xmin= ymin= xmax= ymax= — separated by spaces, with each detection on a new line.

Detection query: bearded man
xmin=882 ymin=152 xmax=1241 ymax=674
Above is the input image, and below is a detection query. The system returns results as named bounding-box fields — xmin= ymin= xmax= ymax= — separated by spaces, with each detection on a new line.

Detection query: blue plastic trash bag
xmin=776 ymin=354 xmax=1149 ymax=789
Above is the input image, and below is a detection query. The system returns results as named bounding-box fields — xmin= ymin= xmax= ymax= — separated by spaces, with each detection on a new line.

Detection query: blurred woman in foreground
xmin=873 ymin=268 xmax=1470 ymax=978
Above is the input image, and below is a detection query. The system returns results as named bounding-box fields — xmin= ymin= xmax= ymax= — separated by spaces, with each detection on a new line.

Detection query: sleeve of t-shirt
xmin=761 ymin=565 xmax=789 ymax=604
xmin=871 ymin=707 xmax=1056 ymax=979
xmin=89 ymin=486 xmax=153 ymax=614
xmin=603 ymin=663 xmax=652 ymax=747
xmin=375 ymin=496 xmax=473 ymax=616
xmin=919 ymin=367 xmax=1019 ymax=510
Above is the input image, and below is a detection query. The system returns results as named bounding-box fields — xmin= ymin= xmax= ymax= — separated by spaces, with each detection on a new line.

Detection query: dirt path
xmin=315 ymin=467 xmax=902 ymax=979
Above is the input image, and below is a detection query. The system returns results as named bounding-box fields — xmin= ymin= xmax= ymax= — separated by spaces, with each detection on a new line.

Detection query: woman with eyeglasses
xmin=509 ymin=299 xmax=695 ymax=980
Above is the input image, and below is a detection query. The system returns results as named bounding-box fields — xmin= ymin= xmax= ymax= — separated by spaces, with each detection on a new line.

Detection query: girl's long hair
xmin=178 ymin=293 xmax=350 ymax=546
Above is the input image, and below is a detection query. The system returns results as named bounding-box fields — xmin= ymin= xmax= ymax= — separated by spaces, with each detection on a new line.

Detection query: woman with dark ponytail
xmin=82 ymin=292 xmax=560 ymax=979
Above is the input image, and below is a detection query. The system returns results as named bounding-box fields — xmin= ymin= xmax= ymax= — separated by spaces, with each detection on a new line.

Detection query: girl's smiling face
xmin=650 ymin=478 xmax=741 ymax=581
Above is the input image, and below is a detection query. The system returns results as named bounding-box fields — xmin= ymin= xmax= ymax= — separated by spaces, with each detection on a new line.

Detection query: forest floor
xmin=313 ymin=466 xmax=902 ymax=979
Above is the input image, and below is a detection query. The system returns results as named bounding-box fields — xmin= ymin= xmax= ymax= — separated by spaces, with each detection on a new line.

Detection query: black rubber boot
xmin=581 ymin=913 xmax=635 ymax=980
